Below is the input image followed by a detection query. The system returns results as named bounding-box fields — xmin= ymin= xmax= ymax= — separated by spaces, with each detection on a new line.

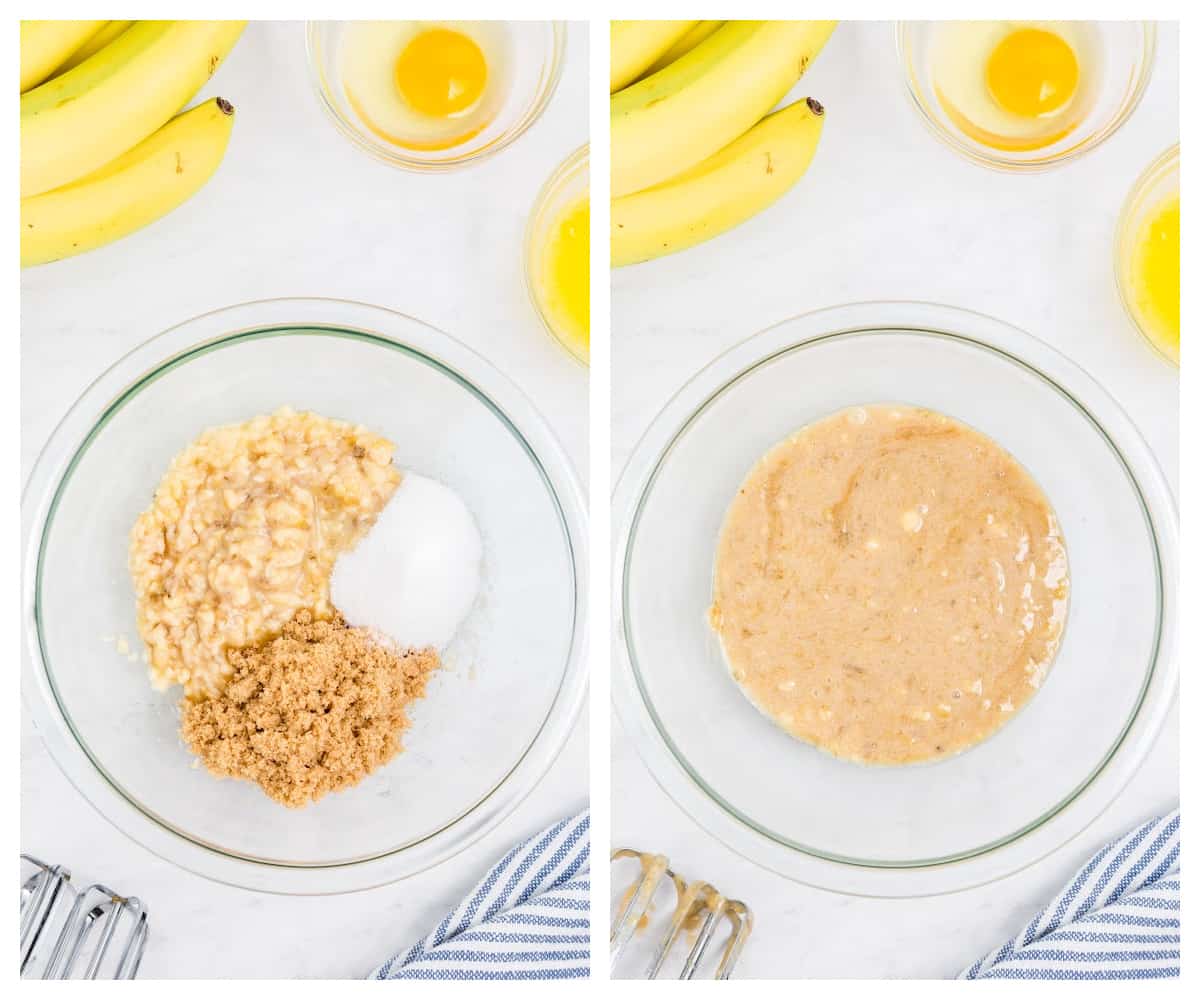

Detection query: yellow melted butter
xmin=1128 ymin=193 xmax=1180 ymax=364
xmin=537 ymin=196 xmax=590 ymax=363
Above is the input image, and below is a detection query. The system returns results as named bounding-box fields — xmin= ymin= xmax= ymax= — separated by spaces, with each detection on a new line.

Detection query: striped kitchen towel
xmin=962 ymin=809 xmax=1179 ymax=980
xmin=370 ymin=810 xmax=590 ymax=980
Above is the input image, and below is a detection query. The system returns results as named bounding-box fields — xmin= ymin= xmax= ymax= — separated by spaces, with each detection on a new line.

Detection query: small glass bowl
xmin=897 ymin=21 xmax=1156 ymax=172
xmin=524 ymin=144 xmax=589 ymax=365
xmin=306 ymin=21 xmax=566 ymax=172
xmin=1115 ymin=143 xmax=1180 ymax=366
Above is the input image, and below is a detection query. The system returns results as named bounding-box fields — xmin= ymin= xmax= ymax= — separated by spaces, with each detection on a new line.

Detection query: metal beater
xmin=20 ymin=854 xmax=148 ymax=979
xmin=610 ymin=847 xmax=752 ymax=979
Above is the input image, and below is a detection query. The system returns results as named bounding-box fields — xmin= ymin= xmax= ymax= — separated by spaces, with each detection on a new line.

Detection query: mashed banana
xmin=129 ymin=408 xmax=400 ymax=700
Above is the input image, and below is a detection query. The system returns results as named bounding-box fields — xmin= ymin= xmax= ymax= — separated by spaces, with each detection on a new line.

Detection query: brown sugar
xmin=179 ymin=611 xmax=440 ymax=808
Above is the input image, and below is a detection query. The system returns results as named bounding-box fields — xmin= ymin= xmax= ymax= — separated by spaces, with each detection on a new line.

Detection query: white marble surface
xmin=611 ymin=21 xmax=1179 ymax=980
xmin=21 ymin=21 xmax=588 ymax=979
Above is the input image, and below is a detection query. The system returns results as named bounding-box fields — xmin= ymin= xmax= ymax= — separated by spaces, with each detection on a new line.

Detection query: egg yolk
xmin=986 ymin=28 xmax=1079 ymax=118
xmin=394 ymin=28 xmax=487 ymax=118
xmin=1129 ymin=193 xmax=1180 ymax=363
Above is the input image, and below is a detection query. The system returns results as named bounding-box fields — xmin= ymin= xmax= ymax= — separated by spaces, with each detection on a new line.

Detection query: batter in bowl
xmin=709 ymin=404 xmax=1069 ymax=765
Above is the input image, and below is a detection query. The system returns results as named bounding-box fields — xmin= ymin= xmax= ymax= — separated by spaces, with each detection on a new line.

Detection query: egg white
xmin=340 ymin=21 xmax=512 ymax=151
xmin=932 ymin=21 xmax=1099 ymax=151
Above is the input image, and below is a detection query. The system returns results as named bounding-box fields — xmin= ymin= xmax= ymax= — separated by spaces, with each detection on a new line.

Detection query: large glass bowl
xmin=897 ymin=21 xmax=1156 ymax=172
xmin=306 ymin=21 xmax=566 ymax=172
xmin=23 ymin=298 xmax=588 ymax=894
xmin=613 ymin=301 xmax=1177 ymax=897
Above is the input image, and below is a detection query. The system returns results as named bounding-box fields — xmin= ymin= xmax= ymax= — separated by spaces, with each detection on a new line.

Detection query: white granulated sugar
xmin=332 ymin=471 xmax=482 ymax=651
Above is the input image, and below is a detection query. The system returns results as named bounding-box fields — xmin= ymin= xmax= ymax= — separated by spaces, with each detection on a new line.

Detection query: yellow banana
xmin=22 ymin=97 xmax=236 ymax=267
xmin=21 ymin=20 xmax=246 ymax=198
xmin=51 ymin=19 xmax=135 ymax=77
xmin=610 ymin=20 xmax=698 ymax=92
xmin=611 ymin=20 xmax=836 ymax=198
xmin=639 ymin=20 xmax=725 ymax=78
xmin=611 ymin=97 xmax=826 ymax=267
xmin=20 ymin=20 xmax=107 ymax=91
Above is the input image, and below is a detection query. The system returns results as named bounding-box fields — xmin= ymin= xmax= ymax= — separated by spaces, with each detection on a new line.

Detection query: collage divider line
xmin=587 ymin=15 xmax=612 ymax=979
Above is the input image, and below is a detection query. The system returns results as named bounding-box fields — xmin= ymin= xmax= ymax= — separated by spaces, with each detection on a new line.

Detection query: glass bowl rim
xmin=895 ymin=20 xmax=1157 ymax=173
xmin=304 ymin=20 xmax=567 ymax=173
xmin=612 ymin=300 xmax=1178 ymax=897
xmin=1114 ymin=142 xmax=1180 ymax=365
xmin=22 ymin=296 xmax=589 ymax=895
xmin=523 ymin=142 xmax=589 ymax=367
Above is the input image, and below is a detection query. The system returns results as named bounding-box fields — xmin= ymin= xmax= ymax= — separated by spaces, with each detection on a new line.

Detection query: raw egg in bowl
xmin=932 ymin=21 xmax=1098 ymax=153
xmin=342 ymin=21 xmax=511 ymax=152
xmin=308 ymin=21 xmax=566 ymax=170
xmin=897 ymin=21 xmax=1155 ymax=171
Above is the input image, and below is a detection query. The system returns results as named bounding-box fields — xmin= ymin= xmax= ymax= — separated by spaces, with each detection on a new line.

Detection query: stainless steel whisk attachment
xmin=20 ymin=854 xmax=148 ymax=980
xmin=610 ymin=847 xmax=752 ymax=979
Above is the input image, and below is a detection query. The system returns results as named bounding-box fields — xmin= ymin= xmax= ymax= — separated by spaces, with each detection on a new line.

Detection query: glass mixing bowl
xmin=306 ymin=21 xmax=566 ymax=171
xmin=23 ymin=298 xmax=588 ymax=894
xmin=897 ymin=21 xmax=1156 ymax=172
xmin=613 ymin=301 xmax=1177 ymax=897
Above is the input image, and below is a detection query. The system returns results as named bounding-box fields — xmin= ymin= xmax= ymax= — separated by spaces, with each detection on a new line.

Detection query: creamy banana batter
xmin=709 ymin=404 xmax=1069 ymax=765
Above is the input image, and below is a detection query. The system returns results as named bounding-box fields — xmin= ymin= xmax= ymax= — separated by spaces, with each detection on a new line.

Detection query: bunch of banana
xmin=610 ymin=21 xmax=698 ymax=92
xmin=20 ymin=20 xmax=246 ymax=267
xmin=50 ymin=20 xmax=135 ymax=77
xmin=610 ymin=20 xmax=836 ymax=267
xmin=19 ymin=21 xmax=107 ymax=91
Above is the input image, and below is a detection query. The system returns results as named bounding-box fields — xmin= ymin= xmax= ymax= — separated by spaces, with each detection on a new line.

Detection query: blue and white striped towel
xmin=962 ymin=809 xmax=1180 ymax=980
xmin=370 ymin=810 xmax=590 ymax=980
